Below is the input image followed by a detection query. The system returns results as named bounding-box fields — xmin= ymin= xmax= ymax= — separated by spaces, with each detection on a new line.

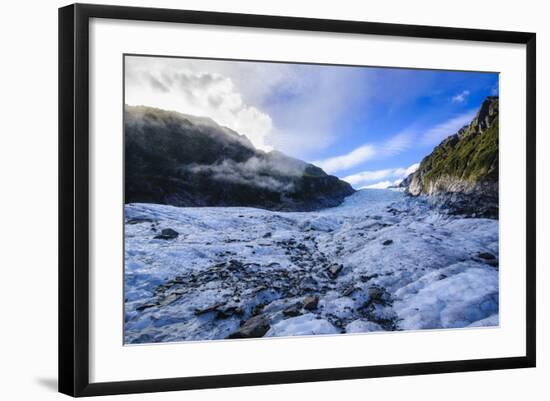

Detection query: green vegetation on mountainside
xmin=412 ymin=96 xmax=499 ymax=194
xmin=423 ymin=120 xmax=498 ymax=187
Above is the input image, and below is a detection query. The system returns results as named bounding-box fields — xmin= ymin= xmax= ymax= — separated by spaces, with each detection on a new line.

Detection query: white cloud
xmin=125 ymin=56 xmax=372 ymax=158
xmin=263 ymin=67 xmax=372 ymax=159
xmin=125 ymin=57 xmax=275 ymax=151
xmin=420 ymin=110 xmax=477 ymax=147
xmin=361 ymin=181 xmax=394 ymax=189
xmin=343 ymin=168 xmax=403 ymax=186
xmin=451 ymin=90 xmax=470 ymax=103
xmin=361 ymin=177 xmax=406 ymax=189
xmin=405 ymin=162 xmax=420 ymax=176
xmin=313 ymin=129 xmax=415 ymax=174
xmin=342 ymin=162 xmax=419 ymax=188
xmin=313 ymin=145 xmax=376 ymax=174
xmin=380 ymin=130 xmax=415 ymax=155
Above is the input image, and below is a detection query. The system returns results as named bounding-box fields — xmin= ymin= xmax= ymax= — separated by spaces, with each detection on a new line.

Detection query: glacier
xmin=124 ymin=189 xmax=499 ymax=344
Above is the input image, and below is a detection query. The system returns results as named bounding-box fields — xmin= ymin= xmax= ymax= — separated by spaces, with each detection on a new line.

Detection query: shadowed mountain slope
xmin=125 ymin=106 xmax=355 ymax=211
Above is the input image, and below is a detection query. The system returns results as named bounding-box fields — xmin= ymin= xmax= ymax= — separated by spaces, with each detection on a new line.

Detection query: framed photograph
xmin=59 ymin=3 xmax=536 ymax=397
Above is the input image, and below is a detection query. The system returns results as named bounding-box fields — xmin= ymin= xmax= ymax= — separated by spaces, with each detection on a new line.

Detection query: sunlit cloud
xmin=343 ymin=162 xmax=419 ymax=188
xmin=361 ymin=180 xmax=396 ymax=189
xmin=125 ymin=55 xmax=495 ymax=182
xmin=380 ymin=130 xmax=415 ymax=155
xmin=125 ymin=57 xmax=275 ymax=151
xmin=313 ymin=145 xmax=376 ymax=174
xmin=344 ymin=168 xmax=404 ymax=186
xmin=314 ymin=130 xmax=415 ymax=174
xmin=451 ymin=90 xmax=470 ymax=103
xmin=420 ymin=110 xmax=476 ymax=147
xmin=125 ymin=56 xmax=371 ymax=158
xmin=405 ymin=162 xmax=420 ymax=175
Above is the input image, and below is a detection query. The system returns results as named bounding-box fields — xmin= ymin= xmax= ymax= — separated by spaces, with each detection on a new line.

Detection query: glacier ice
xmin=124 ymin=189 xmax=499 ymax=343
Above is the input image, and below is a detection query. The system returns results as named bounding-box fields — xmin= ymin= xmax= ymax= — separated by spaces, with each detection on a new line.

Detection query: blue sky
xmin=125 ymin=56 xmax=498 ymax=189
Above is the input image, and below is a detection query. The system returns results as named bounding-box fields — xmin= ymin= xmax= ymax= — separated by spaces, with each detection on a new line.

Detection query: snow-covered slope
xmin=124 ymin=189 xmax=499 ymax=344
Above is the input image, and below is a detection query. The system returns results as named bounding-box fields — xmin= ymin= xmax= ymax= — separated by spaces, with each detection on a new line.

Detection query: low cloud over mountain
xmin=125 ymin=106 xmax=354 ymax=211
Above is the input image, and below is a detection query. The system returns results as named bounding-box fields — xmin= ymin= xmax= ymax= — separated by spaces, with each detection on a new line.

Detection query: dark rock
xmin=303 ymin=296 xmax=319 ymax=311
xmin=227 ymin=260 xmax=245 ymax=272
xmin=158 ymin=293 xmax=181 ymax=306
xmin=429 ymin=192 xmax=498 ymax=219
xmin=327 ymin=263 xmax=343 ymax=279
xmin=360 ymin=273 xmax=379 ymax=282
xmin=226 ymin=315 xmax=270 ymax=339
xmin=367 ymin=286 xmax=385 ymax=302
xmin=154 ymin=228 xmax=179 ymax=240
xmin=342 ymin=287 xmax=359 ymax=297
xmin=262 ymin=232 xmax=272 ymax=238
xmin=216 ymin=306 xmax=244 ymax=319
xmin=478 ymin=252 xmax=496 ymax=260
xmin=136 ymin=303 xmax=157 ymax=311
xmin=283 ymin=303 xmax=302 ymax=317
xmin=397 ymin=174 xmax=413 ymax=189
xmin=194 ymin=302 xmax=225 ymax=316
xmin=251 ymin=304 xmax=265 ymax=316
xmin=382 ymin=239 xmax=393 ymax=246
xmin=267 ymin=262 xmax=281 ymax=268
xmin=127 ymin=217 xmax=154 ymax=224
xmin=299 ymin=277 xmax=318 ymax=291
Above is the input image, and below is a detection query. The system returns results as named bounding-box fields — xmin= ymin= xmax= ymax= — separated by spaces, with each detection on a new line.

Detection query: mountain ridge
xmin=124 ymin=105 xmax=355 ymax=211
xmin=403 ymin=96 xmax=499 ymax=218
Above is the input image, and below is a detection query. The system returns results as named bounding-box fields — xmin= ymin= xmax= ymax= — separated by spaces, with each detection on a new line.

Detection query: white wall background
xmin=0 ymin=0 xmax=547 ymax=399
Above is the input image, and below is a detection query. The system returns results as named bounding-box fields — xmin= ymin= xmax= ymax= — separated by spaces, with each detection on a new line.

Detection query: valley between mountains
xmin=124 ymin=97 xmax=499 ymax=343
xmin=124 ymin=189 xmax=498 ymax=343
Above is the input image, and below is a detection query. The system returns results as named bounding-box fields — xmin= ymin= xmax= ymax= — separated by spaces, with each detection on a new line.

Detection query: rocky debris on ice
xmin=124 ymin=189 xmax=499 ymax=344
xmin=303 ymin=296 xmax=319 ymax=311
xmin=153 ymin=228 xmax=179 ymax=240
xmin=327 ymin=263 xmax=343 ymax=279
xmin=227 ymin=315 xmax=271 ymax=339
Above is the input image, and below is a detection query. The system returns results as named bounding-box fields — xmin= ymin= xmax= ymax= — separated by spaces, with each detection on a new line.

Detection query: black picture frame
xmin=59 ymin=3 xmax=536 ymax=397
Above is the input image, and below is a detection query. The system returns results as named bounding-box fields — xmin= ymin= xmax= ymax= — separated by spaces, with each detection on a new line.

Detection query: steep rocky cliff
xmin=125 ymin=106 xmax=355 ymax=211
xmin=406 ymin=96 xmax=499 ymax=218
